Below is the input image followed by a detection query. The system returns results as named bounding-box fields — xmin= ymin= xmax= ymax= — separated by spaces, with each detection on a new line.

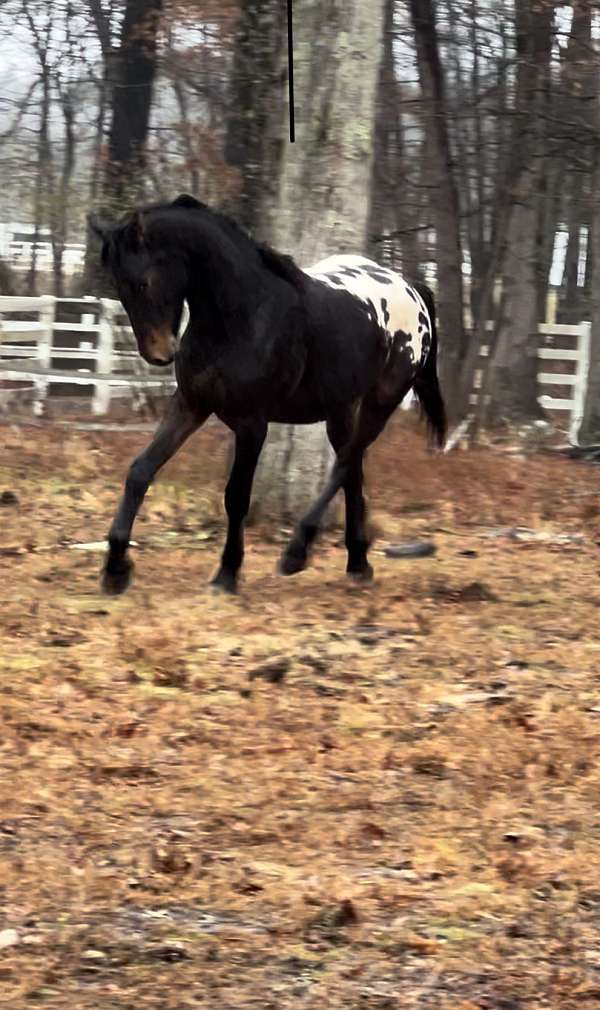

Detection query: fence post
xmin=33 ymin=296 xmax=55 ymax=416
xmin=570 ymin=320 xmax=591 ymax=445
xmin=93 ymin=299 xmax=114 ymax=415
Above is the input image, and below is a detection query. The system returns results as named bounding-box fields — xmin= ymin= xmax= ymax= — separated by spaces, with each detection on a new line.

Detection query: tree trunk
xmin=50 ymin=82 xmax=77 ymax=298
xmin=224 ymin=0 xmax=286 ymax=236
xmin=367 ymin=0 xmax=399 ymax=264
xmin=536 ymin=157 xmax=562 ymax=326
xmin=553 ymin=0 xmax=593 ymax=323
xmin=559 ymin=173 xmax=586 ymax=322
xmin=27 ymin=69 xmax=52 ymax=296
xmin=468 ymin=0 xmax=486 ymax=325
xmin=250 ymin=0 xmax=385 ymax=524
xmin=366 ymin=0 xmax=421 ymax=278
xmin=481 ymin=163 xmax=547 ymax=424
xmin=85 ymin=0 xmax=162 ymax=295
xmin=578 ymin=96 xmax=600 ymax=442
xmin=102 ymin=0 xmax=163 ymax=218
xmin=465 ymin=0 xmax=554 ymax=429
xmin=83 ymin=0 xmax=118 ymax=293
xmin=408 ymin=0 xmax=467 ymax=420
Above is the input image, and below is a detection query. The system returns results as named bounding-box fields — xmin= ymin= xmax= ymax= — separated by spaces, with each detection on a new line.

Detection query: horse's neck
xmin=184 ymin=224 xmax=286 ymax=332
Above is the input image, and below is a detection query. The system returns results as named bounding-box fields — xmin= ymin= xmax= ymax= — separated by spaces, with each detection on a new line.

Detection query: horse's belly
xmin=266 ymin=399 xmax=327 ymax=425
xmin=265 ymin=354 xmax=376 ymax=425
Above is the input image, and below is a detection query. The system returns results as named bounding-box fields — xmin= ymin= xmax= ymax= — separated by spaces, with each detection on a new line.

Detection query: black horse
xmin=91 ymin=194 xmax=446 ymax=595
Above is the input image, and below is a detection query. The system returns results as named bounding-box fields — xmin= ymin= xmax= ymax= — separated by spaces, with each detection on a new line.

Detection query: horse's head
xmin=90 ymin=208 xmax=187 ymax=367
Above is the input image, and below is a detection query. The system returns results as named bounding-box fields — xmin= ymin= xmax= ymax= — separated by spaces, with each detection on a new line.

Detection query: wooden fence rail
xmin=0 ymin=295 xmax=593 ymax=442
xmin=469 ymin=322 xmax=591 ymax=443
xmin=0 ymin=295 xmax=176 ymax=415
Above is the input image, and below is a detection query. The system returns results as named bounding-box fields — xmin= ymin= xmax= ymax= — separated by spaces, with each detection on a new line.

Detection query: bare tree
xmin=367 ymin=0 xmax=426 ymax=279
xmin=157 ymin=9 xmax=238 ymax=204
xmin=224 ymin=0 xmax=286 ymax=235
xmin=83 ymin=0 xmax=162 ymax=293
xmin=103 ymin=0 xmax=162 ymax=215
xmin=556 ymin=0 xmax=594 ymax=324
xmin=460 ymin=0 xmax=555 ymax=427
xmin=249 ymin=0 xmax=386 ymax=522
xmin=21 ymin=0 xmax=56 ymax=295
xmin=408 ymin=0 xmax=467 ymax=415
xmin=577 ymin=10 xmax=600 ymax=443
xmin=579 ymin=152 xmax=600 ymax=441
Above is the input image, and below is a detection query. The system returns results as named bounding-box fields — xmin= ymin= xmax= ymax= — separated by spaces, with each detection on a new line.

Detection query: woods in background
xmin=1 ymin=0 xmax=599 ymax=435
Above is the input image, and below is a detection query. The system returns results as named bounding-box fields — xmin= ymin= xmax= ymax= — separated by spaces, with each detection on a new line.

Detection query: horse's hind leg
xmin=103 ymin=393 xmax=203 ymax=595
xmin=280 ymin=396 xmax=397 ymax=577
xmin=342 ymin=457 xmax=372 ymax=579
xmin=326 ymin=411 xmax=372 ymax=580
xmin=211 ymin=420 xmax=267 ymax=594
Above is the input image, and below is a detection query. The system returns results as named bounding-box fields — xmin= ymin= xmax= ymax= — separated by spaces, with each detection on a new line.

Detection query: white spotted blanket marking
xmin=304 ymin=254 xmax=431 ymax=367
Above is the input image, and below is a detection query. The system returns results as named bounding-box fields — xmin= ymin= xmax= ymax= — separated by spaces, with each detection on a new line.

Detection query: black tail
xmin=411 ymin=283 xmax=447 ymax=449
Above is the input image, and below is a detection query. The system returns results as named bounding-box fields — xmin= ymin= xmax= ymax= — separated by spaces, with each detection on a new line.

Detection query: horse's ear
xmin=172 ymin=193 xmax=206 ymax=211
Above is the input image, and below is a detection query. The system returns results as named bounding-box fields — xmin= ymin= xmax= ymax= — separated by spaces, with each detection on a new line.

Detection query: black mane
xmin=119 ymin=195 xmax=308 ymax=292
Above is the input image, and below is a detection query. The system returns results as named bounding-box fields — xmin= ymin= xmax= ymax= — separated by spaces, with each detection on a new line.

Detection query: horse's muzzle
xmin=142 ymin=328 xmax=177 ymax=367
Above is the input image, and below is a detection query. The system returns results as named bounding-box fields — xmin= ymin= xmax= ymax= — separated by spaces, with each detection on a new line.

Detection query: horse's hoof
xmin=347 ymin=562 xmax=374 ymax=582
xmin=279 ymin=549 xmax=307 ymax=576
xmin=210 ymin=570 xmax=238 ymax=595
xmin=102 ymin=557 xmax=133 ymax=595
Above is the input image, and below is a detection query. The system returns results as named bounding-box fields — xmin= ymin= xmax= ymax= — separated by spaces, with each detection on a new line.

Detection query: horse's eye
xmin=138 ymin=279 xmax=149 ymax=294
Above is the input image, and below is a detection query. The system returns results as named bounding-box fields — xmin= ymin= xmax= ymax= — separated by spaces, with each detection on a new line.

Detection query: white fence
xmin=471 ymin=321 xmax=591 ymax=443
xmin=0 ymin=295 xmax=176 ymax=415
xmin=0 ymin=296 xmax=593 ymax=441
xmin=0 ymin=223 xmax=85 ymax=275
xmin=538 ymin=322 xmax=591 ymax=443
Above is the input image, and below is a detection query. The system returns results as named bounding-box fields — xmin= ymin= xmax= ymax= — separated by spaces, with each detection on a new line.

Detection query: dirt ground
xmin=2 ymin=414 xmax=600 ymax=1009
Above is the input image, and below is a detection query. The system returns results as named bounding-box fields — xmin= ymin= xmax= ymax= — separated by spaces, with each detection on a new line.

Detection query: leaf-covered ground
xmin=2 ymin=416 xmax=600 ymax=1009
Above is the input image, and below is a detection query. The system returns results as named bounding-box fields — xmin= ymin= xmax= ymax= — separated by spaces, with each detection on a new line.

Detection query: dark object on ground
xmin=0 ymin=490 xmax=19 ymax=506
xmin=247 ymin=658 xmax=290 ymax=683
xmin=457 ymin=581 xmax=498 ymax=602
xmin=384 ymin=541 xmax=437 ymax=559
xmin=553 ymin=443 xmax=600 ymax=463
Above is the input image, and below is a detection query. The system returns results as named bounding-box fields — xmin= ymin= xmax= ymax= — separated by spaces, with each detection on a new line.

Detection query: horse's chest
xmin=177 ymin=331 xmax=306 ymax=415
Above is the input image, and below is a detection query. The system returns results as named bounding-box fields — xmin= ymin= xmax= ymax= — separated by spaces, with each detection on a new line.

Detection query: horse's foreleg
xmin=102 ymin=393 xmax=203 ymax=595
xmin=211 ymin=421 xmax=267 ymax=594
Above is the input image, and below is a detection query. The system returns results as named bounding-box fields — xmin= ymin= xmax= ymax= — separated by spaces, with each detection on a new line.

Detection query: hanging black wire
xmin=287 ymin=0 xmax=295 ymax=142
